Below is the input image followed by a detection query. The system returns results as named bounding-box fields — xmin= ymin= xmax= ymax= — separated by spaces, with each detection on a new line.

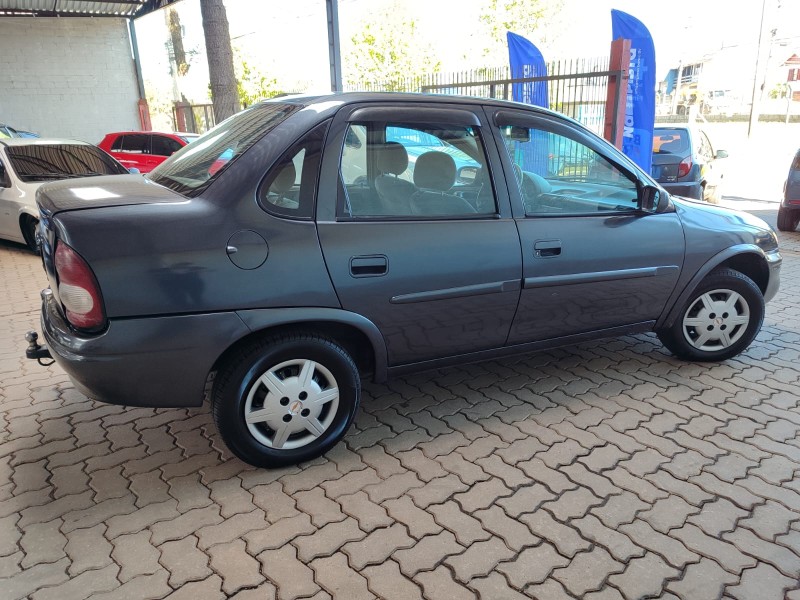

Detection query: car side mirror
xmin=457 ymin=166 xmax=479 ymax=185
xmin=639 ymin=184 xmax=662 ymax=213
xmin=715 ymin=149 xmax=728 ymax=159
xmin=128 ymin=167 xmax=141 ymax=175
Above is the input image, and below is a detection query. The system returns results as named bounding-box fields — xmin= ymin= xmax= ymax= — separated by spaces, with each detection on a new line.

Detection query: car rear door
xmin=488 ymin=108 xmax=685 ymax=344
xmin=316 ymin=102 xmax=522 ymax=366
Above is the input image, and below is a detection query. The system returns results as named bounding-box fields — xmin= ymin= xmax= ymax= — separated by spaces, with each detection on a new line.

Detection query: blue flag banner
xmin=611 ymin=9 xmax=655 ymax=173
xmin=507 ymin=31 xmax=549 ymax=108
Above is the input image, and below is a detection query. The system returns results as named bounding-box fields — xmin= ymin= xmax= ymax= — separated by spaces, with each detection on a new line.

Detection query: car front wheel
xmin=777 ymin=206 xmax=799 ymax=232
xmin=657 ymin=268 xmax=764 ymax=362
xmin=212 ymin=332 xmax=360 ymax=468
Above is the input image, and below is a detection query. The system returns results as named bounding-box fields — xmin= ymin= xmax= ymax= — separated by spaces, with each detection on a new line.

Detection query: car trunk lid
xmin=650 ymin=153 xmax=684 ymax=183
xmin=36 ymin=174 xmax=185 ymax=216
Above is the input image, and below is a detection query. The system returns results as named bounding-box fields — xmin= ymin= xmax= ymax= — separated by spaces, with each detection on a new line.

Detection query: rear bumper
xmin=40 ymin=289 xmax=250 ymax=407
xmin=661 ymin=181 xmax=703 ymax=200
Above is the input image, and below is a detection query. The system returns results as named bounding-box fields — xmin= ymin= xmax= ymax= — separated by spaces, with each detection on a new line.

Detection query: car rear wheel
xmin=212 ymin=332 xmax=360 ymax=468
xmin=657 ymin=268 xmax=764 ymax=362
xmin=777 ymin=206 xmax=800 ymax=232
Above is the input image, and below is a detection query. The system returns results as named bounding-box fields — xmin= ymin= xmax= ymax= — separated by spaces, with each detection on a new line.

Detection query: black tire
xmin=212 ymin=332 xmax=360 ymax=468
xmin=21 ymin=216 xmax=39 ymax=253
xmin=657 ymin=268 xmax=764 ymax=362
xmin=777 ymin=206 xmax=800 ymax=232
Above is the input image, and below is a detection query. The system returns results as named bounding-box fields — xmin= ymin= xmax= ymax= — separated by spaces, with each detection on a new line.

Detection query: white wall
xmin=0 ymin=17 xmax=141 ymax=144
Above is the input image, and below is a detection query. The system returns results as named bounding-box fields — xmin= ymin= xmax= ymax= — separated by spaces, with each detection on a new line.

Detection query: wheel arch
xmin=657 ymin=245 xmax=769 ymax=330
xmin=209 ymin=308 xmax=389 ymax=388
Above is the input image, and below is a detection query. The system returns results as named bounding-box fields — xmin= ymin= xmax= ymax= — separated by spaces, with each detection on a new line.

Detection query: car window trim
xmin=488 ymin=108 xmax=650 ymax=219
xmin=335 ymin=119 xmax=501 ymax=222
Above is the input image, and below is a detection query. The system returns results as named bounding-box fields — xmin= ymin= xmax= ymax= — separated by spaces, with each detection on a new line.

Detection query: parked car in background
xmin=98 ymin=131 xmax=199 ymax=173
xmin=28 ymin=93 xmax=780 ymax=469
xmin=651 ymin=126 xmax=728 ymax=203
xmin=778 ymin=148 xmax=800 ymax=232
xmin=0 ymin=138 xmax=128 ymax=250
xmin=0 ymin=124 xmax=39 ymax=138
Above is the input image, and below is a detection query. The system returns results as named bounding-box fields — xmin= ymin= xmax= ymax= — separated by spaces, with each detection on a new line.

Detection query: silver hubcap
xmin=244 ymin=359 xmax=339 ymax=450
xmin=682 ymin=288 xmax=750 ymax=351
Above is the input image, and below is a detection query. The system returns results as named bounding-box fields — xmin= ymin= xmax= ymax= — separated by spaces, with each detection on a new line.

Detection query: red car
xmin=98 ymin=131 xmax=198 ymax=173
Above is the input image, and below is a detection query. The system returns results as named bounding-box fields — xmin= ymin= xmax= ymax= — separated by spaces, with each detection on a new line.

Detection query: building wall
xmin=0 ymin=17 xmax=141 ymax=143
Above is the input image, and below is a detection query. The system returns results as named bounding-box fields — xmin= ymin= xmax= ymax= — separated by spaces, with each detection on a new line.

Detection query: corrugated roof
xmin=0 ymin=0 xmax=175 ymax=18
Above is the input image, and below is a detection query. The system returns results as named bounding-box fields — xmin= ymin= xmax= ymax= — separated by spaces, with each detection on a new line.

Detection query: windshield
xmin=148 ymin=102 xmax=300 ymax=197
xmin=7 ymin=144 xmax=128 ymax=182
xmin=653 ymin=129 xmax=690 ymax=154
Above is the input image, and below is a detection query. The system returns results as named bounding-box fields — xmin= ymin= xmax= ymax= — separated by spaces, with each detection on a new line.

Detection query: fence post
xmin=604 ymin=38 xmax=631 ymax=149
xmin=174 ymin=101 xmax=190 ymax=133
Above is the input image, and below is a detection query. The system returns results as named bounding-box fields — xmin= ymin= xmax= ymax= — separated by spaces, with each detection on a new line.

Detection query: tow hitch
xmin=25 ymin=331 xmax=54 ymax=365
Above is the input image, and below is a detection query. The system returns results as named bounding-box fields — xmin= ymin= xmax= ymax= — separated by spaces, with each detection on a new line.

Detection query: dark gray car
xmin=778 ymin=148 xmax=800 ymax=232
xmin=27 ymin=93 xmax=781 ymax=468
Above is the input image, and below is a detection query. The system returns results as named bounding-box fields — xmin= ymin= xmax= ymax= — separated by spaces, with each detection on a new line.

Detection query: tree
xmin=235 ymin=53 xmax=286 ymax=107
xmin=199 ymin=0 xmax=240 ymax=122
xmin=344 ymin=7 xmax=441 ymax=91
xmin=479 ymin=0 xmax=564 ymax=64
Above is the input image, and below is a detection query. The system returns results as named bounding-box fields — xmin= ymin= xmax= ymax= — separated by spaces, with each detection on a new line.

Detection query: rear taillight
xmin=54 ymin=242 xmax=105 ymax=331
xmin=678 ymin=157 xmax=692 ymax=178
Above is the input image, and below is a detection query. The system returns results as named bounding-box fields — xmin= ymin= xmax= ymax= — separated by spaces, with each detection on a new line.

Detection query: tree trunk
xmin=200 ymin=0 xmax=239 ymax=123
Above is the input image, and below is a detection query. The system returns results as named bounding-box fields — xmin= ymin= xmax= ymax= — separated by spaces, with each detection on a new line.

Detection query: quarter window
xmin=499 ymin=125 xmax=638 ymax=216
xmin=258 ymin=121 xmax=328 ymax=220
xmin=339 ymin=121 xmax=497 ymax=218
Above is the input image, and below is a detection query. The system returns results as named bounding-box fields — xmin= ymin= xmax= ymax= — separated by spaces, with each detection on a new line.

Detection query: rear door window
xmin=151 ymin=135 xmax=183 ymax=157
xmin=121 ymin=134 xmax=150 ymax=154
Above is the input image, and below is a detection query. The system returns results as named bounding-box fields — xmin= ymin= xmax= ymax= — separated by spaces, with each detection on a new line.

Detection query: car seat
xmin=409 ymin=152 xmax=477 ymax=216
xmin=374 ymin=142 xmax=415 ymax=215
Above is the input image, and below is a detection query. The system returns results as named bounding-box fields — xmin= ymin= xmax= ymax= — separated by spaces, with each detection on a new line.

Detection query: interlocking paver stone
xmin=111 ymin=530 xmax=161 ymax=583
xmin=394 ymin=530 xmax=464 ymax=576
xmin=666 ymin=557 xmax=738 ymax=599
xmin=726 ymin=562 xmax=798 ymax=600
xmin=208 ymin=539 xmax=265 ymax=595
xmin=608 ymin=552 xmax=679 ymax=600
xmin=342 ymin=523 xmax=415 ymax=569
xmin=3 ymin=221 xmax=800 ymax=599
xmin=414 ymin=565 xmax=476 ymax=600
xmin=158 ymin=536 xmax=212 ymax=588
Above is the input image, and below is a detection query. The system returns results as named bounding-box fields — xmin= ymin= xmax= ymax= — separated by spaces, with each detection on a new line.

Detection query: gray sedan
xmin=28 ymin=93 xmax=781 ymax=468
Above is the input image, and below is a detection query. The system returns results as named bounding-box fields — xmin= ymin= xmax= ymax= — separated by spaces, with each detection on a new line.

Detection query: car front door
xmin=317 ymin=103 xmax=522 ymax=365
xmin=0 ymin=155 xmax=18 ymax=239
xmin=488 ymin=108 xmax=686 ymax=344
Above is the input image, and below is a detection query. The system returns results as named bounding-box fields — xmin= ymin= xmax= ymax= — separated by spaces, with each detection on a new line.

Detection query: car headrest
xmin=271 ymin=161 xmax=296 ymax=194
xmin=377 ymin=142 xmax=409 ymax=176
xmin=414 ymin=151 xmax=456 ymax=191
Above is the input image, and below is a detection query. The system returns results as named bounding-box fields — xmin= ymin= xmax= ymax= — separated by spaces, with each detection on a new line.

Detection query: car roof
xmin=271 ymin=91 xmax=570 ymax=121
xmin=103 ymin=131 xmax=192 ymax=137
xmin=0 ymin=138 xmax=91 ymax=147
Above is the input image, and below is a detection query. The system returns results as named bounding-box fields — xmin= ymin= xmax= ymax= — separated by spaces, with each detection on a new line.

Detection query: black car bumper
xmin=661 ymin=181 xmax=703 ymax=200
xmin=39 ymin=288 xmax=250 ymax=407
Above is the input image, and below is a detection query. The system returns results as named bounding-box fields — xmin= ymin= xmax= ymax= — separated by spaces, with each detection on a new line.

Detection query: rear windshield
xmin=792 ymin=150 xmax=800 ymax=171
xmin=148 ymin=102 xmax=300 ymax=197
xmin=7 ymin=144 xmax=127 ymax=182
xmin=653 ymin=129 xmax=690 ymax=154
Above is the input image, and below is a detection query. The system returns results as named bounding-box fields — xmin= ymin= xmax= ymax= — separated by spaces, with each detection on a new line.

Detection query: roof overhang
xmin=0 ymin=0 xmax=180 ymax=19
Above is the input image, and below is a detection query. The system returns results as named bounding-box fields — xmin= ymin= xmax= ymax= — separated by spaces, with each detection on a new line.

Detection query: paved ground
xmin=1 ymin=208 xmax=799 ymax=600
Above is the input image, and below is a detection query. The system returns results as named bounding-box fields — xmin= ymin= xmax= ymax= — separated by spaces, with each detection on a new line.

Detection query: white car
xmin=0 ymin=138 xmax=128 ymax=250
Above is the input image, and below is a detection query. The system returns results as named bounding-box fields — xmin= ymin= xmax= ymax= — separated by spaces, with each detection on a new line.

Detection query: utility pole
xmin=326 ymin=0 xmax=343 ymax=92
xmin=748 ymin=0 xmax=768 ymax=137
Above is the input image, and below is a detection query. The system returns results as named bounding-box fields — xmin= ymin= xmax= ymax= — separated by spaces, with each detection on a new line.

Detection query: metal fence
xmin=345 ymin=56 xmax=622 ymax=138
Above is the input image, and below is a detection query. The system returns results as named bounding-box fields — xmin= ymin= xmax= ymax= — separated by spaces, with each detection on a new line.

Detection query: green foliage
xmin=234 ymin=52 xmax=285 ymax=107
xmin=479 ymin=0 xmax=564 ymax=60
xmin=345 ymin=9 xmax=441 ymax=90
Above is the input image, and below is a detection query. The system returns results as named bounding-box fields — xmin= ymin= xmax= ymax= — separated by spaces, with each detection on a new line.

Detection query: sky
xmin=133 ymin=0 xmax=800 ymax=118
